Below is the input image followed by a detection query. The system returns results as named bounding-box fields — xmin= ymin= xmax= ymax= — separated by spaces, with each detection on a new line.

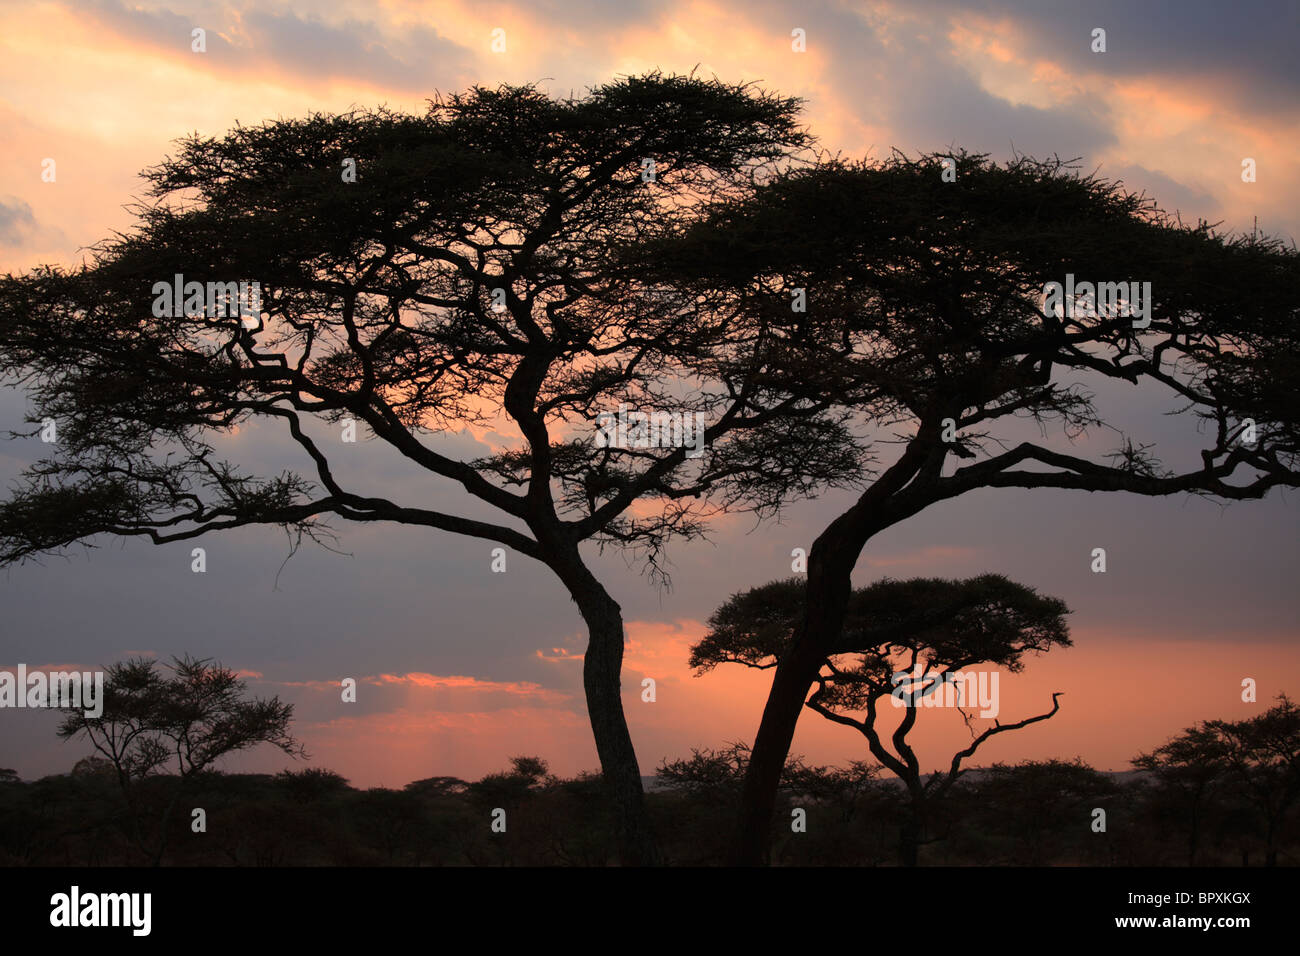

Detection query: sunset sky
xmin=1 ymin=0 xmax=1297 ymax=789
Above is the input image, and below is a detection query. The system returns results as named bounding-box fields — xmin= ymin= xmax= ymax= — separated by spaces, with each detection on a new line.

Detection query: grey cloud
xmin=897 ymin=0 xmax=1300 ymax=115
xmin=242 ymin=10 xmax=473 ymax=90
xmin=78 ymin=0 xmax=474 ymax=92
xmin=522 ymin=0 xmax=670 ymax=31
xmin=883 ymin=56 xmax=1116 ymax=160
xmin=0 ymin=197 xmax=36 ymax=245
xmin=1097 ymin=162 xmax=1221 ymax=222
xmin=0 ymin=196 xmax=71 ymax=251
xmin=796 ymin=6 xmax=1117 ymax=161
xmin=82 ymin=0 xmax=239 ymax=58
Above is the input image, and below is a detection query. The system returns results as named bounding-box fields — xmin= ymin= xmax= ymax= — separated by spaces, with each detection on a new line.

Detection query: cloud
xmin=253 ymin=669 xmax=573 ymax=722
xmin=1096 ymin=162 xmax=1220 ymax=221
xmin=80 ymin=0 xmax=219 ymax=55
xmin=824 ymin=6 xmax=1117 ymax=159
xmin=240 ymin=9 xmax=473 ymax=90
xmin=0 ymin=196 xmax=66 ymax=254
xmin=906 ymin=0 xmax=1300 ymax=115
xmin=291 ymin=703 xmax=591 ymax=785
xmin=369 ymin=670 xmax=568 ymax=701
xmin=77 ymin=0 xmax=475 ymax=93
xmin=0 ymin=197 xmax=36 ymax=245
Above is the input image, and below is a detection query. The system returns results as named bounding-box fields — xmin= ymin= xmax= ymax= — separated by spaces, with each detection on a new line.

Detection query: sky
xmin=0 ymin=0 xmax=1297 ymax=789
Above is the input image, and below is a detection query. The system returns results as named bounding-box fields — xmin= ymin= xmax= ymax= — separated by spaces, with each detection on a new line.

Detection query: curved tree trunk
xmin=730 ymin=444 xmax=930 ymax=865
xmin=729 ymin=635 xmax=827 ymax=864
xmin=554 ymin=550 xmax=659 ymax=865
xmin=730 ymin=554 xmax=854 ymax=865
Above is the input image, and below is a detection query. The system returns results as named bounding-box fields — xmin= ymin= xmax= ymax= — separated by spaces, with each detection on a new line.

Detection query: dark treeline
xmin=1 ymin=747 xmax=1294 ymax=867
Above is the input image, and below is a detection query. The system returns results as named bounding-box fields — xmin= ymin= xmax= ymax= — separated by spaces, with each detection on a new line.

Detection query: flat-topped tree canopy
xmin=0 ymin=72 xmax=856 ymax=573
xmin=647 ymin=150 xmax=1300 ymax=503
xmin=692 ymin=573 xmax=1072 ymax=681
xmin=694 ymin=573 xmax=1073 ymax=866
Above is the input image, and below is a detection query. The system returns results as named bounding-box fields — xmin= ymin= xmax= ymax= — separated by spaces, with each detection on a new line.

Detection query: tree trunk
xmin=555 ymin=551 xmax=658 ymax=865
xmin=729 ymin=635 xmax=827 ymax=864
xmin=730 ymin=550 xmax=854 ymax=865
xmin=899 ymin=815 xmax=921 ymax=867
xmin=728 ymin=444 xmax=928 ymax=865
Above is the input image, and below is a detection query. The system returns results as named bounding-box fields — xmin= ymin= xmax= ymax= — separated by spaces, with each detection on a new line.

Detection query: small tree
xmin=958 ymin=758 xmax=1120 ymax=864
xmin=1133 ymin=726 xmax=1230 ymax=865
xmin=657 ymin=743 xmax=755 ymax=802
xmin=1207 ymin=694 xmax=1300 ymax=866
xmin=656 ymin=742 xmax=886 ymax=864
xmin=693 ymin=574 xmax=1070 ymax=864
xmin=71 ymin=755 xmax=116 ymax=778
xmin=56 ymin=655 xmax=304 ymax=864
xmin=276 ymin=767 xmax=351 ymax=803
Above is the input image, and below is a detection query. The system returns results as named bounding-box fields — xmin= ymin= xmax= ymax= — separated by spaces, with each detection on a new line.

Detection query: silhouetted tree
xmin=467 ymin=754 xmax=554 ymax=808
xmin=351 ymin=787 xmax=429 ymax=864
xmin=657 ymin=742 xmax=892 ymax=864
xmin=957 ymin=758 xmax=1120 ymax=864
xmin=276 ymin=767 xmax=351 ymax=803
xmin=1207 ymin=694 xmax=1300 ymax=866
xmin=70 ymin=756 xmax=116 ymax=779
xmin=693 ymin=574 xmax=1070 ymax=864
xmin=56 ymin=655 xmax=303 ymax=864
xmin=0 ymin=74 xmax=833 ymax=863
xmin=404 ymin=775 xmax=468 ymax=798
xmin=647 ymin=149 xmax=1300 ymax=862
xmin=657 ymin=743 xmax=756 ymax=802
xmin=1133 ymin=725 xmax=1230 ymax=865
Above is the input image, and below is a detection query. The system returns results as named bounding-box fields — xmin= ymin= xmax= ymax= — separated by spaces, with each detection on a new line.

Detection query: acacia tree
xmin=656 ymin=743 xmax=885 ymax=864
xmin=693 ymin=574 xmax=1070 ymax=864
xmin=958 ymin=758 xmax=1121 ymax=865
xmin=1207 ymin=694 xmax=1300 ymax=866
xmin=0 ymin=75 xmax=853 ymax=863
xmin=1133 ymin=724 xmax=1231 ymax=865
xmin=649 ymin=149 xmax=1300 ymax=863
xmin=56 ymin=655 xmax=303 ymax=865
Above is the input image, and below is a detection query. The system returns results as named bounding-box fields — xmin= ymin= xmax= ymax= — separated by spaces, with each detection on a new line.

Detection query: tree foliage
xmin=56 ymin=655 xmax=302 ymax=863
xmin=650 ymin=148 xmax=1300 ymax=863
xmin=1141 ymin=694 xmax=1300 ymax=866
xmin=694 ymin=573 xmax=1070 ymax=862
